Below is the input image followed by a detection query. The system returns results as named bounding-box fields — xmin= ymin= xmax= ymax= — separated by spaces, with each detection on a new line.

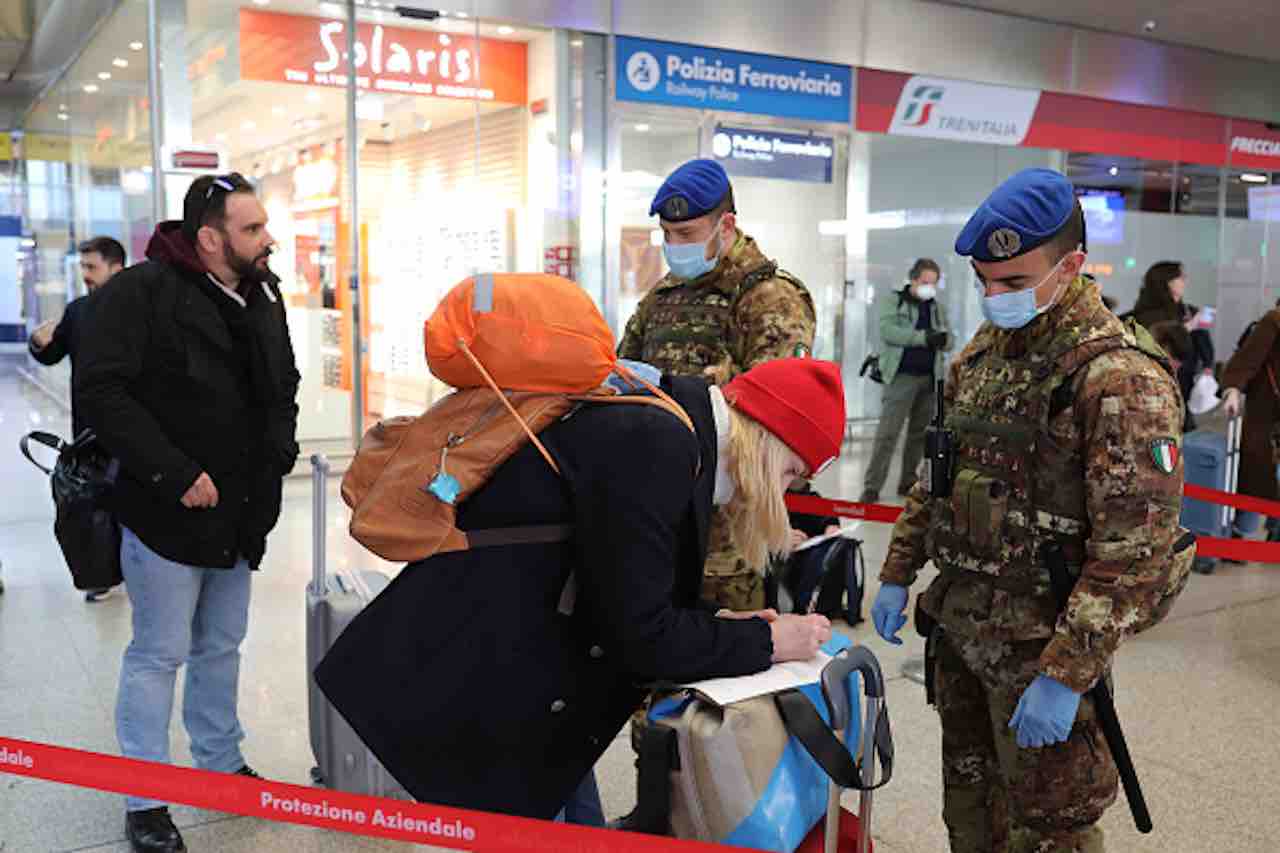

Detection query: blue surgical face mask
xmin=976 ymin=252 xmax=1073 ymax=330
xmin=663 ymin=217 xmax=724 ymax=281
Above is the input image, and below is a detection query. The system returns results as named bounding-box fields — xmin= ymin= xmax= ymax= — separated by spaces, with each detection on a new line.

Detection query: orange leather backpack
xmin=342 ymin=273 xmax=693 ymax=562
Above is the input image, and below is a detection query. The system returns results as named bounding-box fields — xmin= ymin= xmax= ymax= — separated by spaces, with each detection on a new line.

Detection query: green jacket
xmin=878 ymin=287 xmax=953 ymax=384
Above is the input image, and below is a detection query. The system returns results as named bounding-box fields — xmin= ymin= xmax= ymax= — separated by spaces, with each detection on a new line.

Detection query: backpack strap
xmin=569 ymin=391 xmax=695 ymax=434
xmin=464 ymin=524 xmax=573 ymax=549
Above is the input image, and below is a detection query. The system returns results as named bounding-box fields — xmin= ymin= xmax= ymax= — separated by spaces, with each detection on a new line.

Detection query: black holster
xmin=916 ymin=598 xmax=941 ymax=706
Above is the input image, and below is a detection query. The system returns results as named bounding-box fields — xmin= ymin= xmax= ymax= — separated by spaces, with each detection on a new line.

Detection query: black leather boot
xmin=125 ymin=806 xmax=185 ymax=852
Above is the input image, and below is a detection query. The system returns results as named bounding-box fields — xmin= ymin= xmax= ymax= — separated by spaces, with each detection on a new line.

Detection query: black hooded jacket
xmin=74 ymin=221 xmax=300 ymax=569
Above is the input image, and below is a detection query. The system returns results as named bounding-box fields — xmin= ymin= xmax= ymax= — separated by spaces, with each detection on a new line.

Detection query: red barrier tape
xmin=786 ymin=493 xmax=1280 ymax=564
xmin=784 ymin=494 xmax=904 ymax=525
xmin=1183 ymin=484 xmax=1280 ymax=519
xmin=0 ymin=737 xmax=727 ymax=851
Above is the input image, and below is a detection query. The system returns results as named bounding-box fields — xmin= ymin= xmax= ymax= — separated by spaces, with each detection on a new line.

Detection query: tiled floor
xmin=3 ymin=355 xmax=1280 ymax=852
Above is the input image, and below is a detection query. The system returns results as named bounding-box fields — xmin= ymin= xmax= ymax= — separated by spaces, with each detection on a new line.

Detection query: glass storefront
xmin=13 ymin=4 xmax=1280 ymax=440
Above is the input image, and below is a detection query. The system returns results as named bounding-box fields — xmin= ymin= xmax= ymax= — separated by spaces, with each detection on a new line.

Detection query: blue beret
xmin=650 ymin=159 xmax=732 ymax=222
xmin=955 ymin=168 xmax=1077 ymax=262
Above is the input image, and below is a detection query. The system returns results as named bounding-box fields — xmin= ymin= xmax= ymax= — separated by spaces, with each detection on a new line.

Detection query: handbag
xmin=635 ymin=636 xmax=894 ymax=852
xmin=20 ymin=429 xmax=123 ymax=590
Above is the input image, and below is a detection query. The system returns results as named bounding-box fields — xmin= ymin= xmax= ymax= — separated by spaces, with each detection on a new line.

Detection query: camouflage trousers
xmin=935 ymin=630 xmax=1118 ymax=853
xmin=700 ymin=507 xmax=766 ymax=611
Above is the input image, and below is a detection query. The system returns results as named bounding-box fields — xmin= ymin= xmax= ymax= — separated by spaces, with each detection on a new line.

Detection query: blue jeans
xmin=116 ymin=526 xmax=252 ymax=811
xmin=555 ymin=771 xmax=605 ymax=826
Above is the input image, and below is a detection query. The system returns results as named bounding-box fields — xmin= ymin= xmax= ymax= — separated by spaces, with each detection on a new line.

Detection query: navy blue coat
xmin=30 ymin=293 xmax=92 ymax=437
xmin=314 ymin=377 xmax=774 ymax=819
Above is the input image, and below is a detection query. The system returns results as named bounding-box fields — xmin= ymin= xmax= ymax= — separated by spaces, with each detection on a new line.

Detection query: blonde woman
xmin=315 ymin=358 xmax=845 ymax=822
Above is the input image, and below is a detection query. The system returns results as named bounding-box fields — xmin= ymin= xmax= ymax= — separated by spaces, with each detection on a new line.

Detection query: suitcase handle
xmin=311 ymin=454 xmax=330 ymax=594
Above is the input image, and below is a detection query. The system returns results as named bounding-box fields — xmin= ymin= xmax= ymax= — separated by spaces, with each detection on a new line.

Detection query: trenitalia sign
xmin=887 ymin=76 xmax=1040 ymax=146
xmin=238 ymin=10 xmax=527 ymax=104
xmin=859 ymin=67 xmax=1280 ymax=171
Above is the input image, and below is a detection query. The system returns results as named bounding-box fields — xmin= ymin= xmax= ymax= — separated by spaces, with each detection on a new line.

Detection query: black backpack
xmin=767 ymin=536 xmax=866 ymax=626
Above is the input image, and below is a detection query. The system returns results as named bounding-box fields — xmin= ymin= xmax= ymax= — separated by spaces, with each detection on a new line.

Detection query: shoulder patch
xmin=1150 ymin=438 xmax=1179 ymax=475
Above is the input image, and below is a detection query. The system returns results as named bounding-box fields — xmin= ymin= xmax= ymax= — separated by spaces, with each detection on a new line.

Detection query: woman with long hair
xmin=1132 ymin=261 xmax=1215 ymax=427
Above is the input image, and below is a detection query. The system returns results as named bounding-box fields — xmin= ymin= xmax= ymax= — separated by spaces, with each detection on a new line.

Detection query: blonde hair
xmin=722 ymin=407 xmax=795 ymax=572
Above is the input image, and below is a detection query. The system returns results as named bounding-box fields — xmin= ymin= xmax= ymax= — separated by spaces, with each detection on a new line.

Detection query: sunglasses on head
xmin=205 ymin=172 xmax=248 ymax=198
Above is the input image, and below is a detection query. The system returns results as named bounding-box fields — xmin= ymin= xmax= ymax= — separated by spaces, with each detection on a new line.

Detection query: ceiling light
xmin=253 ymin=0 xmax=270 ymax=5
xmin=634 ymin=123 xmax=650 ymax=132
xmin=83 ymin=83 xmax=99 ymax=93
xmin=129 ymin=41 xmax=144 ymax=51
xmin=1108 ymin=166 xmax=1118 ymax=176
xmin=57 ymin=113 xmax=69 ymax=121
xmin=1242 ymin=173 xmax=1269 ymax=184
xmin=497 ymin=25 xmax=514 ymax=35
xmin=242 ymin=120 xmax=257 ymax=130
xmin=113 ymin=57 xmax=128 ymax=68
xmin=142 ymin=165 xmax=152 ymax=173
xmin=98 ymin=72 xmax=112 ymax=80
xmin=570 ymin=39 xmax=584 ymax=47
xmin=319 ymin=1 xmax=342 ymax=15
xmin=455 ymin=11 xmax=468 ymax=18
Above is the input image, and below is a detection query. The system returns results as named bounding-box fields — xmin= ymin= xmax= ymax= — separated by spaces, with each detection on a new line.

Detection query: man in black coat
xmin=30 ymin=235 xmax=127 ymax=601
xmin=30 ymin=235 xmax=127 ymax=435
xmin=316 ymin=359 xmax=845 ymax=823
xmin=75 ymin=173 xmax=300 ymax=853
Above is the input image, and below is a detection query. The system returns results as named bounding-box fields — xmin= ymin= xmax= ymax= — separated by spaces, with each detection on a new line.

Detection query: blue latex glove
xmin=1009 ymin=675 xmax=1082 ymax=748
xmin=870 ymin=584 xmax=909 ymax=645
xmin=605 ymin=359 xmax=661 ymax=395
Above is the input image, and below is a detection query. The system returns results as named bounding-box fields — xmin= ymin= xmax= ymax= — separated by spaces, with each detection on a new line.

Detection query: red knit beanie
xmin=723 ymin=359 xmax=846 ymax=475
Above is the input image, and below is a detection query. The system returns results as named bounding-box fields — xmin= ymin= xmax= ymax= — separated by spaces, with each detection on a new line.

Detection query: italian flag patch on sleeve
xmin=1151 ymin=438 xmax=1179 ymax=474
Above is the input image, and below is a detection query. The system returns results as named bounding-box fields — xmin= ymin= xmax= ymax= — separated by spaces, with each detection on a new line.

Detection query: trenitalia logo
xmin=901 ymin=85 xmax=944 ymax=127
xmin=888 ymin=75 xmax=1040 ymax=146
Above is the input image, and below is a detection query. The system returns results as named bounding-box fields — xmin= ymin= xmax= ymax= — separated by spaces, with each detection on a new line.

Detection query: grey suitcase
xmin=306 ymin=453 xmax=406 ymax=798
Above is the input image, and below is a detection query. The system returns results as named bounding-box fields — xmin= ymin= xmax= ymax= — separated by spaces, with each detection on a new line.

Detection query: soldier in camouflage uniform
xmin=618 ymin=158 xmax=816 ymax=612
xmin=870 ymin=169 xmax=1195 ymax=853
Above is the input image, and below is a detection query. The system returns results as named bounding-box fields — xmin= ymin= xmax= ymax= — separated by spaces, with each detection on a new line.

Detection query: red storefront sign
xmin=239 ymin=9 xmax=527 ymax=105
xmin=857 ymin=67 xmax=1280 ymax=171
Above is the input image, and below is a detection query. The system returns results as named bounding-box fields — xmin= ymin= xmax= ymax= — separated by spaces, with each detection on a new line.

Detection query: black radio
xmin=924 ymin=379 xmax=955 ymax=499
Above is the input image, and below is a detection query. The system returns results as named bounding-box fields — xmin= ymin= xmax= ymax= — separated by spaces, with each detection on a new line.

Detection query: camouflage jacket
xmin=617 ymin=231 xmax=816 ymax=384
xmin=880 ymin=277 xmax=1188 ymax=693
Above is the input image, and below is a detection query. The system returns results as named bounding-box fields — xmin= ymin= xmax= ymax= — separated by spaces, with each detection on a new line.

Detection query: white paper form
xmin=793 ymin=520 xmax=862 ymax=553
xmin=679 ymin=650 xmax=834 ymax=707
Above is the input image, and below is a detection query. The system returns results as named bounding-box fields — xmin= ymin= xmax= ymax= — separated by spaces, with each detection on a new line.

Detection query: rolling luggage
xmin=1179 ymin=417 xmax=1241 ymax=574
xmin=638 ymin=638 xmax=892 ymax=852
xmin=794 ymin=645 xmax=888 ymax=853
xmin=306 ymin=454 xmax=406 ymax=798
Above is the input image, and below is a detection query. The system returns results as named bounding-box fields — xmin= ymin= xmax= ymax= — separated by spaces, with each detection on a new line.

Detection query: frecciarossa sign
xmin=858 ymin=67 xmax=1280 ymax=170
xmin=238 ymin=9 xmax=527 ymax=104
